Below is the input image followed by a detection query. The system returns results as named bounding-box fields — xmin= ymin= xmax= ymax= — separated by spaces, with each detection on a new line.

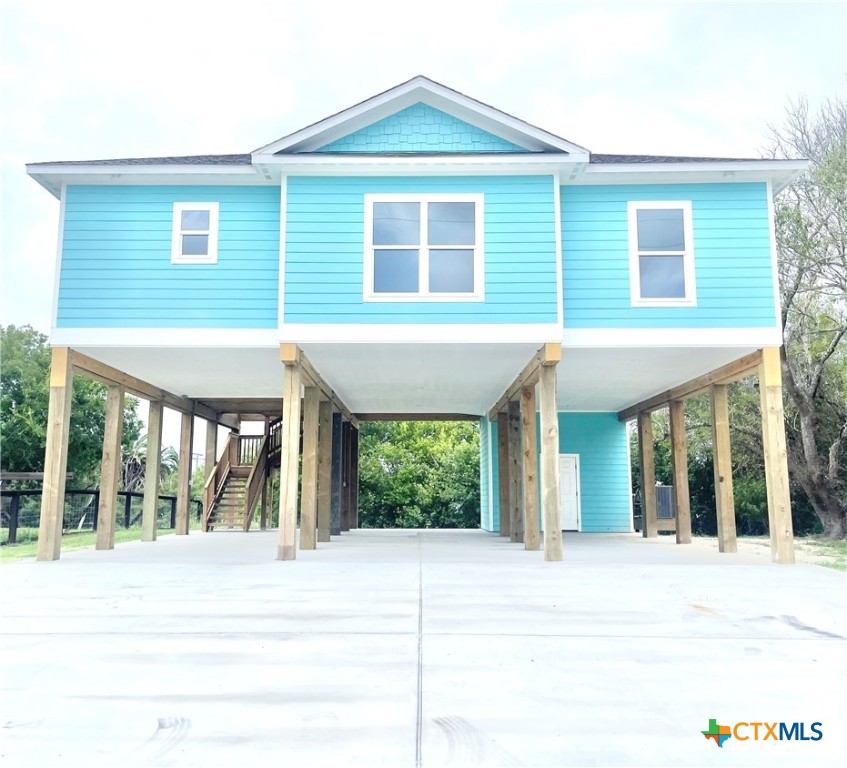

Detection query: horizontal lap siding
xmin=479 ymin=418 xmax=491 ymax=531
xmin=285 ymin=176 xmax=558 ymax=324
xmin=561 ymin=183 xmax=776 ymax=328
xmin=559 ymin=413 xmax=631 ymax=532
xmin=58 ymin=185 xmax=280 ymax=328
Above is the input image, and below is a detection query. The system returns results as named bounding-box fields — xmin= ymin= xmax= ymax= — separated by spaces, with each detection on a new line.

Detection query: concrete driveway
xmin=2 ymin=529 xmax=845 ymax=767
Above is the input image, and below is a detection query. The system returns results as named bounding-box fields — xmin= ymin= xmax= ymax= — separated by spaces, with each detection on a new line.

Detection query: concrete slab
xmin=1 ymin=529 xmax=845 ymax=767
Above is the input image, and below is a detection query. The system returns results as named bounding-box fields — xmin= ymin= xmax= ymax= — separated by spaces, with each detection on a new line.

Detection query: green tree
xmin=358 ymin=421 xmax=480 ymax=528
xmin=769 ymin=98 xmax=847 ymax=537
xmin=1 ymin=325 xmax=142 ymax=487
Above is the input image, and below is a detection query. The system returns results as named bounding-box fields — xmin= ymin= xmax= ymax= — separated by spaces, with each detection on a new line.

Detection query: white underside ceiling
xmin=75 ymin=343 xmax=758 ymax=417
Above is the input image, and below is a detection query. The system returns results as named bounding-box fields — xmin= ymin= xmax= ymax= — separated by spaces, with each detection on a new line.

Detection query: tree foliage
xmin=1 ymin=325 xmax=142 ymax=487
xmin=769 ymin=98 xmax=847 ymax=537
xmin=358 ymin=421 xmax=480 ymax=528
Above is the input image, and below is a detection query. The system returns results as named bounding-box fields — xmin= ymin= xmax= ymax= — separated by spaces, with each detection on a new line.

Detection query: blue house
xmin=27 ymin=76 xmax=805 ymax=563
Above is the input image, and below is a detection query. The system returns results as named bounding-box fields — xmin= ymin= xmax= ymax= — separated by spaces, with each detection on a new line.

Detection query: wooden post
xmin=277 ymin=361 xmax=303 ymax=560
xmin=496 ymin=411 xmax=510 ymax=537
xmin=521 ymin=385 xmax=540 ymax=551
xmin=175 ymin=410 xmax=193 ymax=535
xmin=507 ymin=399 xmax=523 ymax=543
xmin=317 ymin=400 xmax=332 ymax=542
xmin=330 ymin=412 xmax=343 ymax=536
xmin=141 ymin=400 xmax=163 ymax=542
xmin=638 ymin=411 xmax=658 ymax=538
xmin=95 ymin=385 xmax=124 ymax=550
xmin=759 ymin=348 xmax=795 ymax=564
xmin=350 ymin=427 xmax=359 ymax=529
xmin=669 ymin=400 xmax=692 ymax=544
xmin=204 ymin=419 xmax=217 ymax=482
xmin=299 ymin=386 xmax=320 ymax=550
xmin=341 ymin=420 xmax=351 ymax=532
xmin=37 ymin=347 xmax=74 ymax=561
xmin=710 ymin=384 xmax=738 ymax=553
xmin=260 ymin=474 xmax=269 ymax=530
xmin=538 ymin=362 xmax=562 ymax=561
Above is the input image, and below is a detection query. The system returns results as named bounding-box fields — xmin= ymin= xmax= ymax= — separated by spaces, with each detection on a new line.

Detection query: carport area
xmin=2 ymin=530 xmax=845 ymax=767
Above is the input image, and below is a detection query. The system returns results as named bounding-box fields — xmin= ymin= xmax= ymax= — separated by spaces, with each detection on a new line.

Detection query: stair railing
xmin=242 ymin=436 xmax=269 ymax=531
xmin=202 ymin=433 xmax=237 ymax=531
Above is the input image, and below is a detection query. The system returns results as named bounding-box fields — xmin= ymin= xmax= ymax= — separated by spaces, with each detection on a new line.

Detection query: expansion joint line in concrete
xmin=416 ymin=531 xmax=424 ymax=768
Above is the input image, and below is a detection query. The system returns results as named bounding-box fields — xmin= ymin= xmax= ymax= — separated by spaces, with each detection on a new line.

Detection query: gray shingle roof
xmin=27 ymin=154 xmax=252 ymax=166
xmin=589 ymin=153 xmax=759 ymax=164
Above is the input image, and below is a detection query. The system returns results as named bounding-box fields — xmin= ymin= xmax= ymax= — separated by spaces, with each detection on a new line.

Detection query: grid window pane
xmin=373 ymin=203 xmax=420 ymax=245
xmin=429 ymin=249 xmax=474 ymax=293
xmin=181 ymin=209 xmax=210 ymax=231
xmin=428 ymin=202 xmax=475 ymax=245
xmin=639 ymin=255 xmax=685 ymax=298
xmin=636 ymin=208 xmax=685 ymax=251
xmin=181 ymin=234 xmax=209 ymax=256
xmin=374 ymin=249 xmax=419 ymax=292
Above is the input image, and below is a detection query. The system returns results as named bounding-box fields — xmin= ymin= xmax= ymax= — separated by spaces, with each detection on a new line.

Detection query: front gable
xmin=313 ymin=102 xmax=528 ymax=154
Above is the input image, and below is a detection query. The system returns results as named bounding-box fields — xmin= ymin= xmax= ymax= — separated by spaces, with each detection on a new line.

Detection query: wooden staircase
xmin=202 ymin=421 xmax=282 ymax=532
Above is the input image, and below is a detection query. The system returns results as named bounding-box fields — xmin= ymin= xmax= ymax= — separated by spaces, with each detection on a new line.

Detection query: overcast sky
xmin=1 ymin=0 xmax=844 ymax=449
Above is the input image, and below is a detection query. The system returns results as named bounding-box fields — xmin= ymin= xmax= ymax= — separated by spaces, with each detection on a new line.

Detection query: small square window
xmin=628 ymin=201 xmax=696 ymax=306
xmin=171 ymin=203 xmax=219 ymax=264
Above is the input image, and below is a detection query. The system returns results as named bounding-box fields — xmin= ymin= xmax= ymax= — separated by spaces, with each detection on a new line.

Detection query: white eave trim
xmin=562 ymin=327 xmax=783 ymax=348
xmin=584 ymin=159 xmax=808 ymax=175
xmin=50 ymin=327 xmax=280 ymax=348
xmin=252 ymin=76 xmax=590 ymax=156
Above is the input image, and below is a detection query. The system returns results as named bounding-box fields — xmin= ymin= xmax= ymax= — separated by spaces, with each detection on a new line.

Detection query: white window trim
xmin=363 ymin=193 xmax=485 ymax=302
xmin=628 ymin=200 xmax=696 ymax=307
xmin=171 ymin=202 xmax=219 ymax=264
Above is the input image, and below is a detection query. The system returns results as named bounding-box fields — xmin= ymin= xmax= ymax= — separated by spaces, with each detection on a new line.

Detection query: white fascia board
xmin=50 ymin=328 xmax=280 ymax=348
xmin=253 ymin=76 xmax=589 ymax=155
xmin=578 ymin=159 xmax=808 ymax=192
xmin=562 ymin=327 xmax=783 ymax=348
xmin=279 ymin=323 xmax=564 ymax=344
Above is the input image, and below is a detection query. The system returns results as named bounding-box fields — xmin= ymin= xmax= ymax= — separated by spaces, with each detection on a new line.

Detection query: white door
xmin=559 ymin=455 xmax=580 ymax=531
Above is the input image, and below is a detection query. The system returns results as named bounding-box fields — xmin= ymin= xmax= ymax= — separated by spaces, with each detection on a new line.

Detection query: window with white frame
xmin=364 ymin=194 xmax=484 ymax=300
xmin=628 ymin=201 xmax=696 ymax=306
xmin=171 ymin=202 xmax=219 ymax=264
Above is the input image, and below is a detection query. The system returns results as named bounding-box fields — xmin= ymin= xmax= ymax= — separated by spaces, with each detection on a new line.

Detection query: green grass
xmin=799 ymin=536 xmax=847 ymax=571
xmin=0 ymin=525 xmax=198 ymax=563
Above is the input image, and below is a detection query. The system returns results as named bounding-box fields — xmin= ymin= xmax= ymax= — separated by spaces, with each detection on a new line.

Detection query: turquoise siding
xmin=559 ymin=413 xmax=631 ymax=532
xmin=315 ymin=103 xmax=526 ymax=153
xmin=484 ymin=412 xmax=631 ymax=533
xmin=561 ymin=183 xmax=776 ymax=328
xmin=58 ymin=185 xmax=279 ymax=328
xmin=479 ymin=418 xmax=491 ymax=530
xmin=285 ymin=176 xmax=558 ymax=324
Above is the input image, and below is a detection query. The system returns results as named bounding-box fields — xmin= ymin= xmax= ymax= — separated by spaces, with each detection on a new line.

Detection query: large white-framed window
xmin=628 ymin=200 xmax=696 ymax=306
xmin=363 ymin=193 xmax=484 ymax=301
xmin=171 ymin=202 xmax=219 ymax=264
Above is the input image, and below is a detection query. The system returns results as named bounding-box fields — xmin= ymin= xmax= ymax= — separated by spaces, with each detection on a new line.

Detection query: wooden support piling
xmin=759 ymin=348 xmax=795 ymax=564
xmin=141 ymin=400 xmax=163 ymax=542
xmin=538 ymin=362 xmax=562 ymax=561
xmin=175 ymin=410 xmax=193 ymax=535
xmin=277 ymin=362 xmax=303 ymax=560
xmin=299 ymin=386 xmax=320 ymax=550
xmin=350 ymin=427 xmax=359 ymax=529
xmin=521 ymin=385 xmax=540 ymax=551
xmin=507 ymin=400 xmax=523 ymax=543
xmin=341 ymin=420 xmax=351 ymax=532
xmin=637 ymin=411 xmax=658 ymax=538
xmin=710 ymin=383 xmax=738 ymax=553
xmin=95 ymin=384 xmax=124 ymax=550
xmin=316 ymin=400 xmax=332 ymax=542
xmin=37 ymin=347 xmax=74 ymax=561
xmin=496 ymin=411 xmax=510 ymax=537
xmin=330 ymin=412 xmax=343 ymax=536
xmin=669 ymin=400 xmax=692 ymax=544
xmin=204 ymin=419 xmax=217 ymax=482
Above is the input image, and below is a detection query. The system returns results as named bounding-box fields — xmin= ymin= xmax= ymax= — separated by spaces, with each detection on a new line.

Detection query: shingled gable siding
xmin=561 ymin=182 xmax=776 ymax=328
xmin=58 ymin=185 xmax=279 ymax=328
xmin=285 ymin=175 xmax=558 ymax=324
xmin=314 ymin=103 xmax=527 ymax=153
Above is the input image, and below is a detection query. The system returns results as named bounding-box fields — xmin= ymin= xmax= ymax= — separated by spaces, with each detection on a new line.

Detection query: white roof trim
xmin=252 ymin=75 xmax=590 ymax=157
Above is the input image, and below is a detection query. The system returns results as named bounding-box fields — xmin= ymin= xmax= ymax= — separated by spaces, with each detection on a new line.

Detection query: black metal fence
xmin=0 ymin=489 xmax=203 ymax=544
